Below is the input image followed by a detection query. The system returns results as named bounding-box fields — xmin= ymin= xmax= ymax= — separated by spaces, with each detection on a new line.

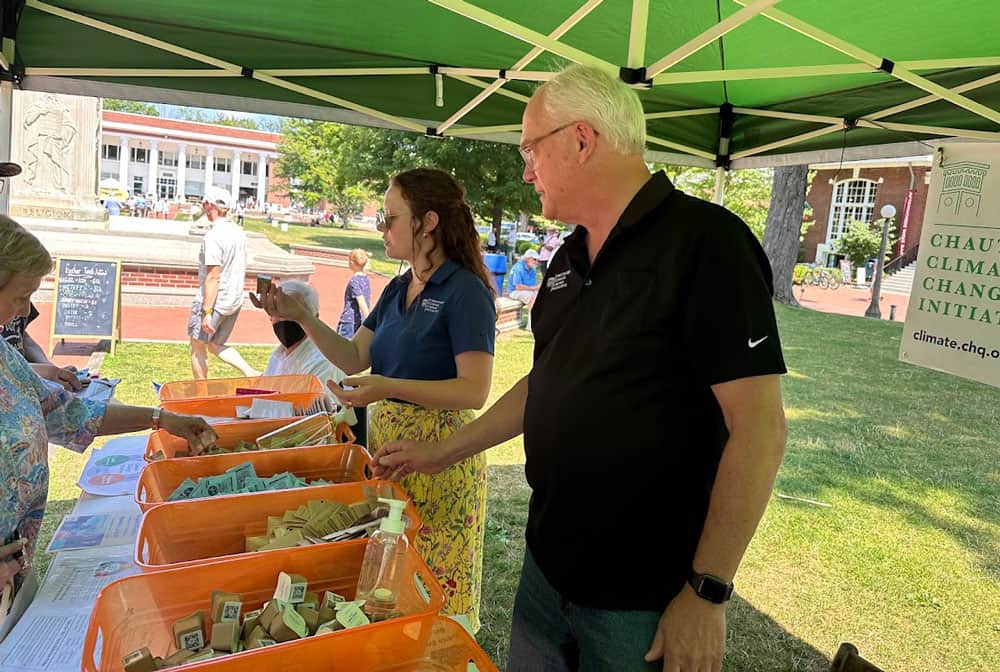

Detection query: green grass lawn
xmin=39 ymin=307 xmax=999 ymax=671
xmin=243 ymin=217 xmax=400 ymax=277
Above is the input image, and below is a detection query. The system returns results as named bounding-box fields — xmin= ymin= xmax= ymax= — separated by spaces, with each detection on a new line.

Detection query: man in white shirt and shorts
xmin=188 ymin=186 xmax=260 ymax=379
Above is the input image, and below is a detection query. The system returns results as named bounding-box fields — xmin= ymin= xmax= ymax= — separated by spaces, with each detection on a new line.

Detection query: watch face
xmin=693 ymin=575 xmax=732 ymax=603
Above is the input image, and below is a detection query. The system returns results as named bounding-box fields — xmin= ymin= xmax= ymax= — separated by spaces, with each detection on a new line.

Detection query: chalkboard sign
xmin=50 ymin=257 xmax=122 ymax=355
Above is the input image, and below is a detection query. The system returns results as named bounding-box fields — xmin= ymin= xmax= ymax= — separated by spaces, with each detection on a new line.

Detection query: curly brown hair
xmin=392 ymin=168 xmax=495 ymax=298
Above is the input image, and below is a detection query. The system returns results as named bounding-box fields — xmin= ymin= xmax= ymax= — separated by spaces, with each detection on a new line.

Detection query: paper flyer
xmin=46 ymin=512 xmax=142 ymax=553
xmin=0 ymin=547 xmax=136 ymax=672
xmin=77 ymin=434 xmax=147 ymax=496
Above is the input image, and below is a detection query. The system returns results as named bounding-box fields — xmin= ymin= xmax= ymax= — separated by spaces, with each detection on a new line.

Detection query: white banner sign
xmin=900 ymin=142 xmax=1000 ymax=387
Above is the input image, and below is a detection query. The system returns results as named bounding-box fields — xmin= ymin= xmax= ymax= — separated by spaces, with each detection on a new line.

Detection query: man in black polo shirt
xmin=374 ymin=64 xmax=787 ymax=672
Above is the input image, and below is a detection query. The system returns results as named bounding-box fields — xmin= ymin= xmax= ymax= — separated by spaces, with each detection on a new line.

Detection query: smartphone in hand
xmin=256 ymin=274 xmax=272 ymax=295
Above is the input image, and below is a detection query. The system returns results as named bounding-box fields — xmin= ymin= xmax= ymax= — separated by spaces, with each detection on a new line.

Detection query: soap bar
xmin=241 ymin=608 xmax=263 ymax=639
xmin=315 ymin=619 xmax=344 ymax=635
xmin=268 ymin=605 xmax=308 ymax=642
xmin=301 ymin=591 xmax=320 ymax=609
xmin=160 ymin=649 xmax=196 ymax=668
xmin=274 ymin=572 xmax=309 ymax=603
xmin=321 ymin=590 xmax=345 ymax=610
xmin=122 ymin=647 xmax=157 ymax=672
xmin=245 ymin=535 xmax=269 ymax=553
xmin=210 ymin=621 xmax=240 ymax=653
xmin=296 ymin=604 xmax=320 ymax=635
xmin=211 ymin=591 xmax=243 ymax=622
xmin=336 ymin=604 xmax=370 ymax=629
xmin=172 ymin=611 xmax=206 ymax=651
xmin=257 ymin=600 xmax=282 ymax=631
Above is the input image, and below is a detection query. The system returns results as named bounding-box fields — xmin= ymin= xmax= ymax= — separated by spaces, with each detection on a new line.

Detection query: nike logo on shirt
xmin=748 ymin=336 xmax=768 ymax=348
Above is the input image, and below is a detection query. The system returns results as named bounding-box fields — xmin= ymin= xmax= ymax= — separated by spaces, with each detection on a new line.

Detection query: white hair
xmin=280 ymin=279 xmax=319 ymax=315
xmin=536 ymin=64 xmax=646 ymax=155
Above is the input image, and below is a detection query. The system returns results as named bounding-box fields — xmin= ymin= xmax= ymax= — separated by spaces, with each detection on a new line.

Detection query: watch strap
xmin=151 ymin=407 xmax=162 ymax=431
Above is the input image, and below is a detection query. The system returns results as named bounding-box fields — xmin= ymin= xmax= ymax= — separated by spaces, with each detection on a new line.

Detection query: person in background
xmin=235 ymin=201 xmax=246 ymax=226
xmin=126 ymin=193 xmax=135 ymax=216
xmin=133 ymin=193 xmax=146 ymax=217
xmin=538 ymin=225 xmax=561 ymax=274
xmin=505 ymin=224 xmax=519 ymax=264
xmin=0 ymin=215 xmax=216 ymax=641
xmin=1 ymin=301 xmax=82 ymax=392
xmin=253 ymin=168 xmax=496 ymax=632
xmin=188 ymin=186 xmax=260 ymax=380
xmin=372 ymin=64 xmax=787 ymax=672
xmin=261 ymin=279 xmax=357 ymax=427
xmin=337 ymin=249 xmax=372 ymax=340
xmin=104 ymin=195 xmax=122 ymax=217
xmin=505 ymin=248 xmax=540 ymax=314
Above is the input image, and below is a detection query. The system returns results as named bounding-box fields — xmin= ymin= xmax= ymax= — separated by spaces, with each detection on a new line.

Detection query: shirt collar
xmin=615 ymin=171 xmax=675 ymax=229
xmin=400 ymin=259 xmax=460 ymax=286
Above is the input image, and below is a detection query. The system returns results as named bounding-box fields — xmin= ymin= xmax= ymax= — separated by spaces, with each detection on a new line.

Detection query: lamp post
xmin=865 ymin=204 xmax=897 ymax=319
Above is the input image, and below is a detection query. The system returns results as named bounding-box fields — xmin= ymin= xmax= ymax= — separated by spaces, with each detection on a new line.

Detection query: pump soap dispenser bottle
xmin=355 ymin=497 xmax=408 ymax=620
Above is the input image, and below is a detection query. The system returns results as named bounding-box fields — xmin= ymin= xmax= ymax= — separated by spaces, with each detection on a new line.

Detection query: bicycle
xmin=802 ymin=266 xmax=842 ymax=290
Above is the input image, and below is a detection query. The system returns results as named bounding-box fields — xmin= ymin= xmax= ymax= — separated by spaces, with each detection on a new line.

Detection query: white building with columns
xmin=99 ymin=110 xmax=282 ymax=206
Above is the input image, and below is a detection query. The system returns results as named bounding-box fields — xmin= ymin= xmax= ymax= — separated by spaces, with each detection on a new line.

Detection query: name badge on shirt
xmin=546 ymin=270 xmax=572 ymax=292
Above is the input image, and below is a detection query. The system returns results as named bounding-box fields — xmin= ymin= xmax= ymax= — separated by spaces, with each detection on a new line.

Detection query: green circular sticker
xmin=96 ymin=455 xmax=129 ymax=467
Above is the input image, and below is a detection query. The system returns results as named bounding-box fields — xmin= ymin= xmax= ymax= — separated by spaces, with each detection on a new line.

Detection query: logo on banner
xmin=937 ymin=161 xmax=990 ymax=218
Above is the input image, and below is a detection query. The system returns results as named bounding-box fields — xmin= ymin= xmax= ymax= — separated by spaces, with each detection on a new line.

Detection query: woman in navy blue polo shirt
xmin=253 ymin=168 xmax=496 ymax=631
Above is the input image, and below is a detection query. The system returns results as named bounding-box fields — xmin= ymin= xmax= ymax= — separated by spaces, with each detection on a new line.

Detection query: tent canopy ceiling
xmin=5 ymin=0 xmax=999 ymax=168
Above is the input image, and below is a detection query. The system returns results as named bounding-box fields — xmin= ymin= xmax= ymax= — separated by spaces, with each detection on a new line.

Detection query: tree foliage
xmin=173 ymin=108 xmax=281 ymax=132
xmin=103 ymin=99 xmax=159 ymax=116
xmin=836 ymin=221 xmax=882 ymax=267
xmin=656 ymin=165 xmax=773 ymax=239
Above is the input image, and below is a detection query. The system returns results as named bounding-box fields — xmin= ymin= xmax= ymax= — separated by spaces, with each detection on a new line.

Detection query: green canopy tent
xmin=0 ymin=0 xmax=998 ymax=208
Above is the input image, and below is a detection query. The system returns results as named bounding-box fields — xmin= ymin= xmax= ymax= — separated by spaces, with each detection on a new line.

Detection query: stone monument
xmin=9 ymin=90 xmax=105 ymax=222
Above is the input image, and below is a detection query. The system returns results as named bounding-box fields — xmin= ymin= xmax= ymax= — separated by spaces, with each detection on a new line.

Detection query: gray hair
xmin=536 ymin=64 xmax=646 ymax=156
xmin=0 ymin=215 xmax=53 ymax=289
xmin=280 ymin=279 xmax=319 ymax=315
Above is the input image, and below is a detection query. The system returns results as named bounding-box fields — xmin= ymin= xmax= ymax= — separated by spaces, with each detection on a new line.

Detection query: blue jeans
xmin=508 ymin=549 xmax=662 ymax=672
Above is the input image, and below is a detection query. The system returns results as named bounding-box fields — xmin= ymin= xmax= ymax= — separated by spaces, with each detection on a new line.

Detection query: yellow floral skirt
xmin=369 ymin=400 xmax=487 ymax=632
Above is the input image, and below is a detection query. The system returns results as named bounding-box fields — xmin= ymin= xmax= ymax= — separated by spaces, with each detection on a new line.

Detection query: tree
xmin=275 ymin=119 xmax=375 ymax=217
xmin=761 ymin=165 xmax=809 ymax=306
xmin=103 ymin=99 xmax=159 ymax=116
xmin=335 ymin=125 xmax=540 ymax=242
xmin=836 ymin=221 xmax=882 ymax=267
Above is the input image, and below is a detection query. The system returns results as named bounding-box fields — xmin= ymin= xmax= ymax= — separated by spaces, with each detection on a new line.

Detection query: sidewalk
xmin=795 ymin=284 xmax=910 ymax=321
xmin=28 ymin=262 xmax=391 ymax=370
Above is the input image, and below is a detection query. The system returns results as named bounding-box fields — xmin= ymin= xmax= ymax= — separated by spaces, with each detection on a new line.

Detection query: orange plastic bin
xmin=166 ymin=616 xmax=500 ymax=672
xmin=83 ymin=540 xmax=446 ymax=672
xmin=136 ymin=443 xmax=373 ymax=512
xmin=135 ymin=480 xmax=422 ymax=572
xmin=144 ymin=417 xmax=354 ymax=461
xmin=158 ymin=374 xmax=325 ymax=418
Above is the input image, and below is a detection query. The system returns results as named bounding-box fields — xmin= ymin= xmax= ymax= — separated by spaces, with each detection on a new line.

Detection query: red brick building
xmin=802 ymin=157 xmax=933 ymax=265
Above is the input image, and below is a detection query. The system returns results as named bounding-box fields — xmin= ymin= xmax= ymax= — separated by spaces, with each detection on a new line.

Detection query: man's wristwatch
xmin=151 ymin=407 xmax=162 ymax=431
xmin=688 ymin=571 xmax=734 ymax=604
xmin=203 ymin=306 xmax=213 ymax=317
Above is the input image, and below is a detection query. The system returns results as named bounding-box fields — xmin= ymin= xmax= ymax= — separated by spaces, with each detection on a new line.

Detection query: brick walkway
xmin=795 ymin=284 xmax=910 ymax=322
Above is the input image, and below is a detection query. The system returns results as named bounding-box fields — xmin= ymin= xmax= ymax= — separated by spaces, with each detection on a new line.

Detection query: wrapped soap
xmin=122 ymin=647 xmax=157 ymax=672
xmin=210 ymin=621 xmax=240 ymax=653
xmin=273 ymin=571 xmax=308 ymax=603
xmin=172 ymin=611 xmax=206 ymax=651
xmin=211 ymin=591 xmax=243 ymax=623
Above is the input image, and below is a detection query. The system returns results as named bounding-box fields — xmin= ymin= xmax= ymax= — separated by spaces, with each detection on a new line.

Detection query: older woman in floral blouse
xmin=0 ymin=215 xmax=217 ymax=639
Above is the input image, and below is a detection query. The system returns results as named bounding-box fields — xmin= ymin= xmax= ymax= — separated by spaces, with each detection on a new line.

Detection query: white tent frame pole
xmin=438 ymin=0 xmax=605 ymax=134
xmin=713 ymin=167 xmax=726 ymax=205
xmin=427 ymin=0 xmax=619 ymax=74
xmin=655 ymin=64 xmax=873 ymax=85
xmin=645 ymin=108 xmax=718 ymax=120
xmin=26 ymin=0 xmax=238 ymax=72
xmin=446 ymin=74 xmax=530 ymax=103
xmin=855 ymin=119 xmax=1000 ymax=141
xmin=647 ymin=0 xmax=783 ymax=78
xmin=733 ymin=107 xmax=843 ymax=124
xmin=733 ymin=0 xmax=1000 ymax=126
xmin=26 ymin=68 xmax=239 ymax=77
xmin=0 ymin=35 xmax=14 ymax=214
xmin=627 ymin=0 xmax=649 ymax=68
xmin=868 ymin=73 xmax=1000 ymax=121
xmin=445 ymin=124 xmax=524 ymax=137
xmin=27 ymin=0 xmax=426 ymax=133
xmin=731 ymin=123 xmax=844 ymax=160
xmin=259 ymin=67 xmax=428 ymax=77
xmin=438 ymin=67 xmax=555 ymax=82
xmin=647 ymin=135 xmax=716 ymax=161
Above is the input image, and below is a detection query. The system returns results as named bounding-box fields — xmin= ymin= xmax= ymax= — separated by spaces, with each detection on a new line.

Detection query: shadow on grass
xmin=480 ymin=465 xmax=831 ymax=671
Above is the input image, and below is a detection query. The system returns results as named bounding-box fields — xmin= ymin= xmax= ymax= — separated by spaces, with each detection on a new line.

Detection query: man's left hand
xmin=644 ymin=584 xmax=726 ymax=672
xmin=328 ymin=375 xmax=392 ymax=407
xmin=201 ymin=314 xmax=216 ymax=336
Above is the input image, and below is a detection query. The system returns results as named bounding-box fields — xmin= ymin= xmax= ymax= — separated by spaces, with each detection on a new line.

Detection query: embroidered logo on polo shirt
xmin=546 ymin=270 xmax=571 ymax=292
xmin=420 ymin=298 xmax=445 ymax=313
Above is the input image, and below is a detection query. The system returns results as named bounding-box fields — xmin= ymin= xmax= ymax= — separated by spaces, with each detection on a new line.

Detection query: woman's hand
xmin=35 ymin=364 xmax=83 ymax=392
xmin=158 ymin=411 xmax=217 ymax=456
xmin=0 ymin=539 xmax=26 ymax=584
xmin=328 ymin=375 xmax=394 ymax=407
xmin=250 ymin=283 xmax=310 ymax=324
xmin=372 ymin=440 xmax=452 ymax=479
